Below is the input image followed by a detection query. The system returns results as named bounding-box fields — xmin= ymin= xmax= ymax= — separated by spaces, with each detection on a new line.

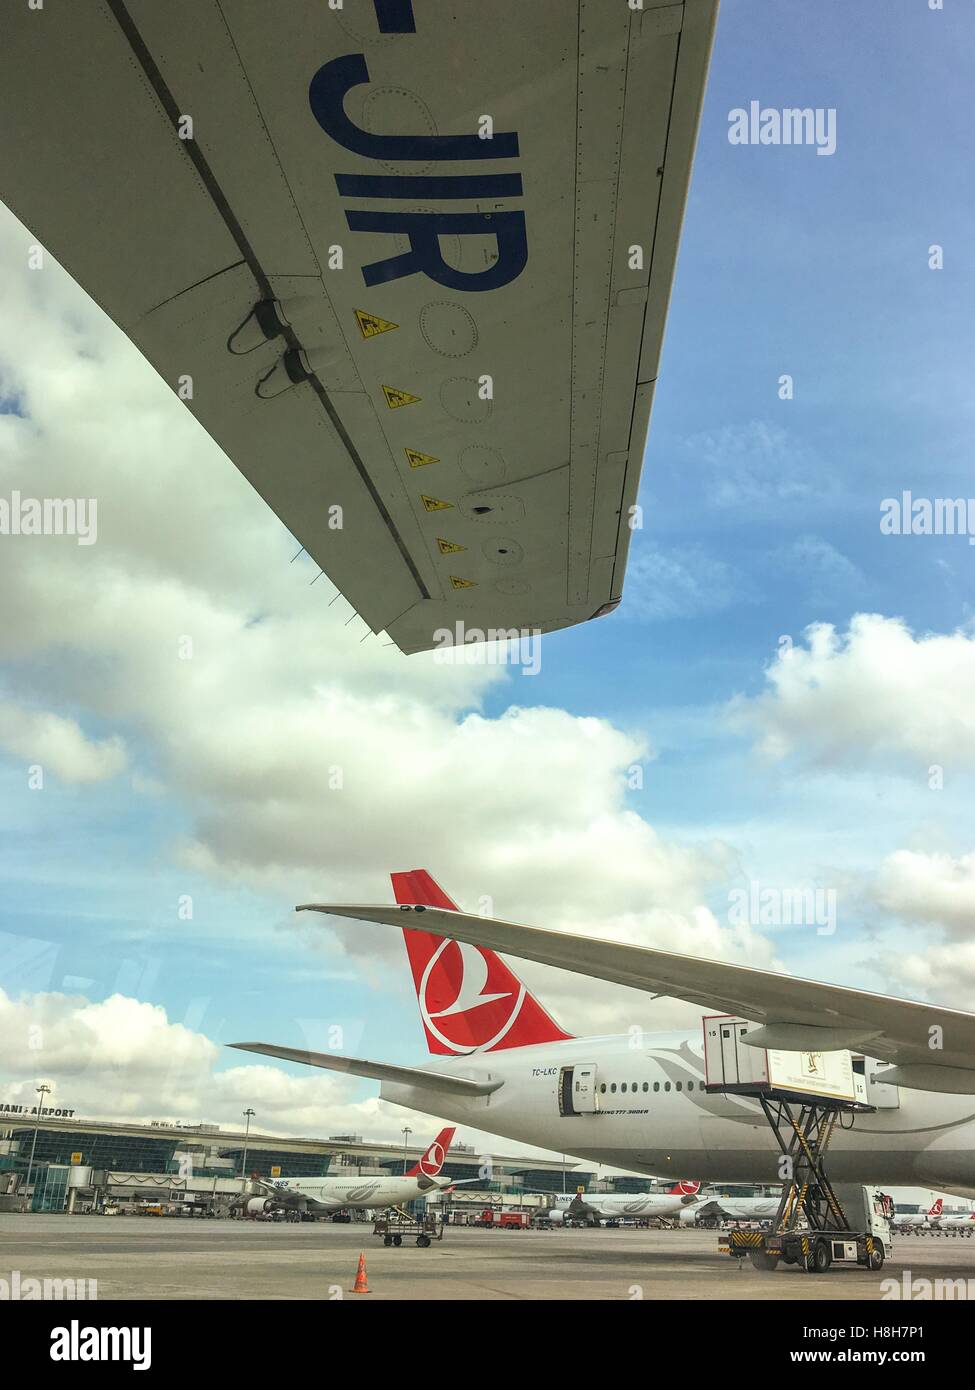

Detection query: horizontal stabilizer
xmin=227 ymin=1041 xmax=503 ymax=1096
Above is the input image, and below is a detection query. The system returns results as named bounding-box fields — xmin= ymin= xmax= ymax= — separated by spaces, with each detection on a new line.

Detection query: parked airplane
xmin=892 ymin=1198 xmax=944 ymax=1231
xmin=243 ymin=1125 xmax=459 ymax=1219
xmin=550 ymin=1180 xmax=701 ymax=1226
xmin=232 ymin=870 xmax=975 ymax=1198
xmin=678 ymin=1192 xmax=781 ymax=1226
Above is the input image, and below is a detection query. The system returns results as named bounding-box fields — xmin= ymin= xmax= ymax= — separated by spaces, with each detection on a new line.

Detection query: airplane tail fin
xmin=391 ymin=869 xmax=573 ymax=1055
xmin=669 ymin=1180 xmax=701 ymax=1196
xmin=406 ymin=1126 xmax=455 ymax=1178
xmin=930 ymin=1198 xmax=943 ymax=1218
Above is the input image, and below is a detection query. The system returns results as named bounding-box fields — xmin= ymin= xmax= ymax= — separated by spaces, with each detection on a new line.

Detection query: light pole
xmin=24 ymin=1083 xmax=51 ymax=1204
xmin=401 ymin=1125 xmax=412 ymax=1176
xmin=240 ymin=1108 xmax=255 ymax=1192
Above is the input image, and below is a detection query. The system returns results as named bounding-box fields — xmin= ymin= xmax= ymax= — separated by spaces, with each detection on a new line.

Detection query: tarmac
xmin=2 ymin=1214 xmax=974 ymax=1300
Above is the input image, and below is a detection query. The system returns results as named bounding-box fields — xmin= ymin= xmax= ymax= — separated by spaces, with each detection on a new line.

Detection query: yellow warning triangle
xmin=383 ymin=384 xmax=421 ymax=409
xmin=450 ymin=575 xmax=477 ymax=589
xmin=437 ymin=538 xmax=466 ymax=554
xmin=355 ymin=309 xmax=399 ymax=339
xmin=405 ymin=448 xmax=439 ymax=469
xmin=421 ymin=495 xmax=453 ymax=512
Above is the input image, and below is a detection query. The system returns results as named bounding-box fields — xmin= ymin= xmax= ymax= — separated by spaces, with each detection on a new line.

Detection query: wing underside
xmin=0 ymin=0 xmax=717 ymax=651
xmin=303 ymin=902 xmax=975 ymax=1092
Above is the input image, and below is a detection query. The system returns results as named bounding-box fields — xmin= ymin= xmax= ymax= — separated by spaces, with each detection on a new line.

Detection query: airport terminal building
xmin=0 ymin=1101 xmax=592 ymax=1215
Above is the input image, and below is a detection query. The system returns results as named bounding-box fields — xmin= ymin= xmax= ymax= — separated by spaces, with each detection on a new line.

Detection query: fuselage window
xmin=688 ymin=1081 xmax=694 ymax=1091
xmin=621 ymin=1083 xmax=628 ymax=1093
xmin=675 ymin=1081 xmax=682 ymax=1092
xmin=642 ymin=1082 xmax=649 ymax=1092
xmin=610 ymin=1083 xmax=617 ymax=1094
xmin=653 ymin=1082 xmax=660 ymax=1093
xmin=599 ymin=1083 xmax=606 ymax=1094
xmin=664 ymin=1082 xmax=671 ymax=1092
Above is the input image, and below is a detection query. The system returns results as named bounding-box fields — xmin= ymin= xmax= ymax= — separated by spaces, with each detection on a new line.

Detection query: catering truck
xmin=704 ymin=1016 xmax=894 ymax=1273
xmin=721 ymin=1186 xmax=894 ymax=1274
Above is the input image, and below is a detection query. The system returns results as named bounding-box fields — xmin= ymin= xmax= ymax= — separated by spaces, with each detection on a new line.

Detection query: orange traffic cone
xmin=351 ymin=1251 xmax=370 ymax=1294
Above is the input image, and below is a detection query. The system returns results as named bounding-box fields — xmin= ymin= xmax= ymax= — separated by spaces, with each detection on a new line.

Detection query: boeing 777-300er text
xmin=244 ymin=1125 xmax=459 ymax=1218
xmin=231 ymin=870 xmax=975 ymax=1198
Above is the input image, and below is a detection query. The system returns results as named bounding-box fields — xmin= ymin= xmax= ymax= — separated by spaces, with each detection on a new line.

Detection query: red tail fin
xmin=930 ymin=1198 xmax=943 ymax=1217
xmin=391 ymin=869 xmax=573 ymax=1055
xmin=406 ymin=1126 xmax=455 ymax=1177
xmin=669 ymin=1180 xmax=701 ymax=1196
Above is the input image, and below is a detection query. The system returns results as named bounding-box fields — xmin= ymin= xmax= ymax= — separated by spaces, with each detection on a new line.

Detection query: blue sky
xmin=1 ymin=0 xmax=974 ymax=1146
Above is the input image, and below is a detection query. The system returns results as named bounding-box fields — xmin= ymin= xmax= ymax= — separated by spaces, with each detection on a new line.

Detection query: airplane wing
xmin=300 ymin=902 xmax=975 ymax=1093
xmin=228 ymin=1040 xmax=503 ymax=1096
xmin=0 ymin=0 xmax=716 ymax=653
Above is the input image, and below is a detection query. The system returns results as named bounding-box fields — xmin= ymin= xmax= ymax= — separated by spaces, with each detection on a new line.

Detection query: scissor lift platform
xmin=703 ymin=1015 xmax=890 ymax=1273
xmin=716 ymin=1093 xmax=892 ymax=1273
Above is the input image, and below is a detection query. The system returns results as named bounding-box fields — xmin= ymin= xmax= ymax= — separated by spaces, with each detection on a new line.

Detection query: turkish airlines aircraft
xmin=940 ymin=1212 xmax=975 ymax=1232
xmin=892 ymin=1198 xmax=944 ymax=1231
xmin=678 ymin=1193 xmax=781 ymax=1226
xmin=551 ymin=1180 xmax=701 ymax=1226
xmin=231 ymin=870 xmax=975 ymax=1197
xmin=247 ymin=1125 xmax=458 ymax=1217
xmin=0 ymin=1 xmax=717 ymax=653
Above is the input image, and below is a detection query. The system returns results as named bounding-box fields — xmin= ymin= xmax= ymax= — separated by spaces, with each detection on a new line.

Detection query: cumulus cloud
xmin=882 ymin=942 xmax=975 ymax=1007
xmin=0 ymin=701 xmax=126 ymax=782
xmin=0 ymin=983 xmax=398 ymax=1139
xmin=875 ymin=849 xmax=975 ymax=938
xmin=0 ymin=984 xmax=582 ymax=1159
xmin=731 ymin=613 xmax=975 ymax=769
xmin=0 ymin=202 xmax=780 ymax=1064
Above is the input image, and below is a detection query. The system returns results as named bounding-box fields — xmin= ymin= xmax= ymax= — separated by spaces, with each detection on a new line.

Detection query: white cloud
xmin=731 ymin=613 xmax=975 ymax=769
xmin=874 ymin=940 xmax=975 ymax=1011
xmin=0 ymin=203 xmax=778 ymax=1054
xmin=0 ymin=984 xmax=590 ymax=1161
xmin=0 ymin=702 xmax=126 ymax=782
xmin=0 ymin=983 xmax=396 ymax=1139
xmin=876 ymin=849 xmax=975 ymax=938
